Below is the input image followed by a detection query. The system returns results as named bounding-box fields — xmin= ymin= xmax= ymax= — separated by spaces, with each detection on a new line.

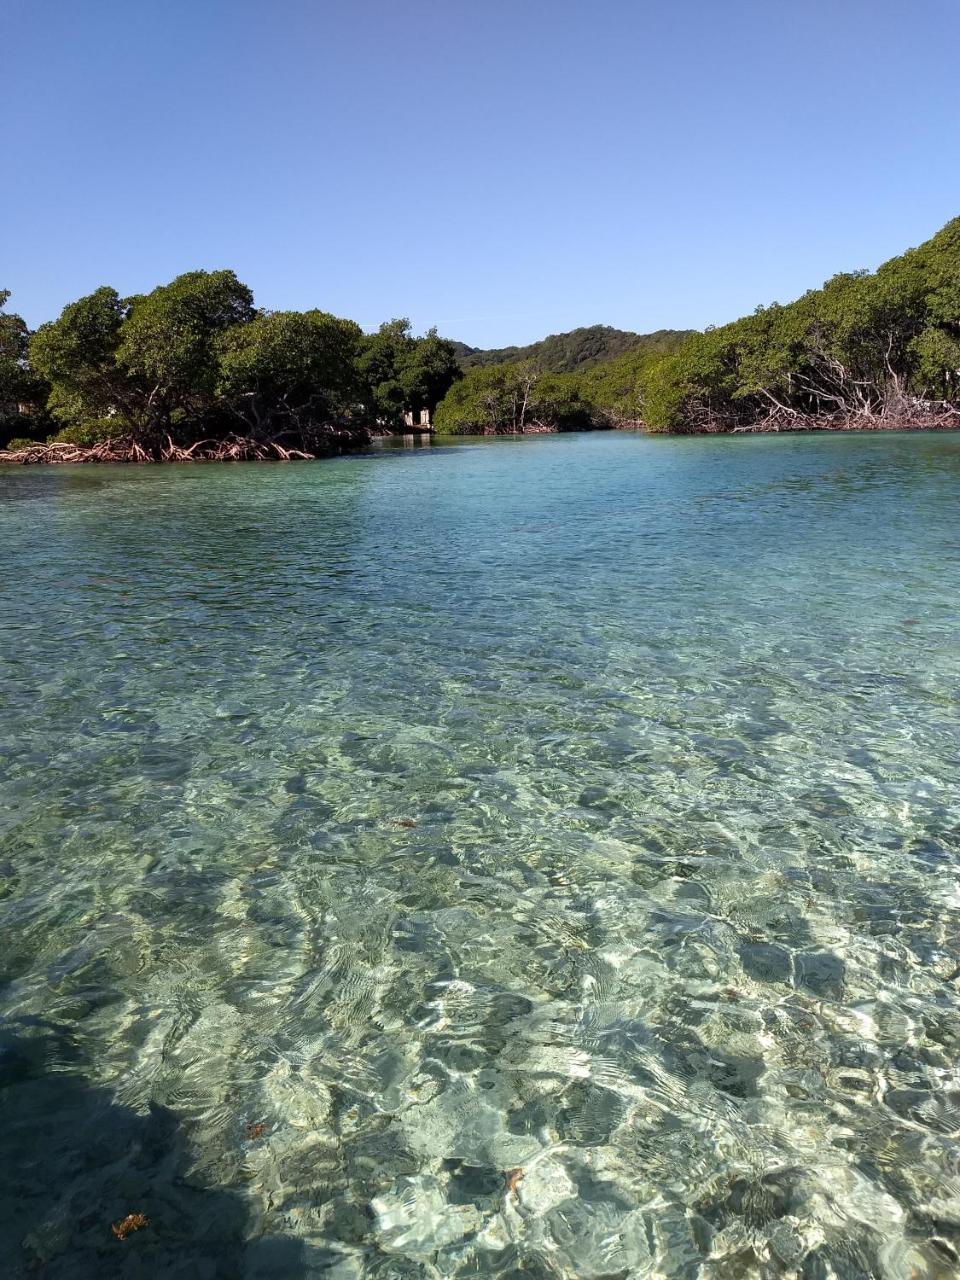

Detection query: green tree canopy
xmin=634 ymin=216 xmax=960 ymax=431
xmin=117 ymin=270 xmax=255 ymax=432
xmin=357 ymin=319 xmax=460 ymax=426
xmin=434 ymin=361 xmax=591 ymax=435
xmin=30 ymin=286 xmax=133 ymax=430
xmin=216 ymin=309 xmax=363 ymax=435
xmin=0 ymin=291 xmax=48 ymax=445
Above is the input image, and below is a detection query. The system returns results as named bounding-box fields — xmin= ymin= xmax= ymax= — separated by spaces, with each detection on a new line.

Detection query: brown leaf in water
xmin=504 ymin=1167 xmax=525 ymax=1194
xmin=246 ymin=1122 xmax=267 ymax=1139
xmin=395 ymin=819 xmax=417 ymax=828
xmin=111 ymin=1213 xmax=149 ymax=1240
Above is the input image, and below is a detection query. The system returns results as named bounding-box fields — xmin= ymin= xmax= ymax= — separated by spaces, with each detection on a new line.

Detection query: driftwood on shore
xmin=0 ymin=427 xmax=371 ymax=465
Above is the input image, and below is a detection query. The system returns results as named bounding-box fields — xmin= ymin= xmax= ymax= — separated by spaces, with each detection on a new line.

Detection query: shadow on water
xmin=0 ymin=1020 xmax=320 ymax=1279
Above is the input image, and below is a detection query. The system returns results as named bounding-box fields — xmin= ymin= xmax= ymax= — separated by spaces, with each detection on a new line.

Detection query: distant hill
xmin=451 ymin=325 xmax=694 ymax=374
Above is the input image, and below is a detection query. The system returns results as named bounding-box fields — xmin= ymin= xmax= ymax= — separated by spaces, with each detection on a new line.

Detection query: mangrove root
xmin=0 ymin=428 xmax=371 ymax=465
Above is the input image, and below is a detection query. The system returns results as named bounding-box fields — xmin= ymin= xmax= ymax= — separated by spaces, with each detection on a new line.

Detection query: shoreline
xmin=3 ymin=413 xmax=959 ymax=464
xmin=0 ymin=426 xmax=372 ymax=466
xmin=645 ymin=409 xmax=960 ymax=436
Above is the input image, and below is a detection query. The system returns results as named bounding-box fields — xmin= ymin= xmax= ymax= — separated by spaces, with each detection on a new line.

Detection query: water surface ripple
xmin=2 ymin=432 xmax=960 ymax=1278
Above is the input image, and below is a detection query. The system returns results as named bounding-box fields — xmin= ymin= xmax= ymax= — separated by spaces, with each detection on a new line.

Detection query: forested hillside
xmin=452 ymin=325 xmax=692 ymax=374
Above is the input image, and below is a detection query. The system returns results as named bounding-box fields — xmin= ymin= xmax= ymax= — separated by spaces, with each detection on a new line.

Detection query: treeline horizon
xmin=435 ymin=215 xmax=960 ymax=435
xmin=2 ymin=215 xmax=959 ymax=459
xmin=0 ymin=273 xmax=464 ymax=457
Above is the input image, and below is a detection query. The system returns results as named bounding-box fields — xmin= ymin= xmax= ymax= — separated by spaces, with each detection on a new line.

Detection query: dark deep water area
xmin=2 ymin=431 xmax=960 ymax=1278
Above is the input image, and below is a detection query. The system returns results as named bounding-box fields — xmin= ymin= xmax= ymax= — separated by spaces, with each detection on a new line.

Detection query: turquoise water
xmin=2 ymin=431 xmax=960 ymax=1278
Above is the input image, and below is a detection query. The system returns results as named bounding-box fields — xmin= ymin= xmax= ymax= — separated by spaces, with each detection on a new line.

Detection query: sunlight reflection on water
xmin=1 ymin=432 xmax=960 ymax=1277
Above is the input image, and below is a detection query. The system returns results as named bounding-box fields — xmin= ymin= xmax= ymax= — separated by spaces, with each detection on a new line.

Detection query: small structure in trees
xmin=402 ymin=407 xmax=433 ymax=430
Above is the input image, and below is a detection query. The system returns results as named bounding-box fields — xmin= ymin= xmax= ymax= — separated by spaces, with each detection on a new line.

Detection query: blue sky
xmin=4 ymin=0 xmax=959 ymax=346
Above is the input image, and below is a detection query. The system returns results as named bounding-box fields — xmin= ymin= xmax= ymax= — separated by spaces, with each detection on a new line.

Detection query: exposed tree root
xmin=727 ymin=406 xmax=960 ymax=434
xmin=3 ymin=410 xmax=957 ymax=463
xmin=608 ymin=401 xmax=960 ymax=436
xmin=0 ymin=427 xmax=371 ymax=465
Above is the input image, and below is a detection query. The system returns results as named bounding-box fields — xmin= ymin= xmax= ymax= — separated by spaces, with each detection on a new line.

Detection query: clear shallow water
xmin=1 ymin=432 xmax=960 ymax=1279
